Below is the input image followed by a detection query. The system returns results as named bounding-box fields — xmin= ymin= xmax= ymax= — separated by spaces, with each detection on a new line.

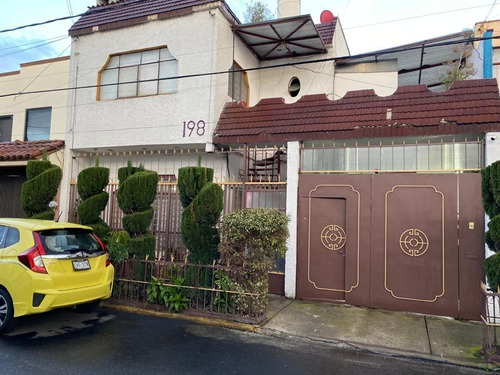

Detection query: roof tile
xmin=214 ymin=79 xmax=500 ymax=144
xmin=0 ymin=140 xmax=65 ymax=162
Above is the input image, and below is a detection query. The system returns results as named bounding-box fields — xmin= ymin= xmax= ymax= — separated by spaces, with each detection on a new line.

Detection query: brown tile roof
xmin=0 ymin=140 xmax=65 ymax=162
xmin=214 ymin=79 xmax=500 ymax=144
xmin=69 ymin=0 xmax=239 ymax=36
xmin=316 ymin=19 xmax=336 ymax=45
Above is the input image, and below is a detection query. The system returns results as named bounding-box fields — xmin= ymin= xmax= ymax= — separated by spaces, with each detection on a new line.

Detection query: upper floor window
xmin=228 ymin=62 xmax=248 ymax=105
xmin=0 ymin=116 xmax=12 ymax=142
xmin=25 ymin=108 xmax=51 ymax=141
xmin=99 ymin=47 xmax=178 ymax=100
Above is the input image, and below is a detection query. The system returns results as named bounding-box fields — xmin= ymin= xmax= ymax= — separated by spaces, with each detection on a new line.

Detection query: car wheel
xmin=0 ymin=289 xmax=15 ymax=333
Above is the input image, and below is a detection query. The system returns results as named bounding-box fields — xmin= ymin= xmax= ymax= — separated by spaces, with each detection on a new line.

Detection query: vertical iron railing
xmin=482 ymin=282 xmax=500 ymax=363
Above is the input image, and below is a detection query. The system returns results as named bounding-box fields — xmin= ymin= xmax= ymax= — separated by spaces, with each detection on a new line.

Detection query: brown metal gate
xmin=296 ymin=173 xmax=484 ymax=320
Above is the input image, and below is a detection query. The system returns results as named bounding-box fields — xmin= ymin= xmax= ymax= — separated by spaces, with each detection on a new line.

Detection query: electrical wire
xmin=0 ymin=34 xmax=496 ymax=100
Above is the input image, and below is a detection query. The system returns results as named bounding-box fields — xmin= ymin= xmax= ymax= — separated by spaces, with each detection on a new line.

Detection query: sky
xmin=0 ymin=0 xmax=498 ymax=73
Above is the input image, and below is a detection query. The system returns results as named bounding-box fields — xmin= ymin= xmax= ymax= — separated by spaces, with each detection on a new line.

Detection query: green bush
xmin=178 ymin=166 xmax=223 ymax=265
xmin=482 ymin=161 xmax=500 ymax=290
xmin=128 ymin=233 xmax=155 ymax=259
xmin=21 ymin=158 xmax=62 ymax=219
xmin=76 ymin=165 xmax=110 ymax=239
xmin=105 ymin=231 xmax=130 ymax=262
xmin=117 ymin=161 xmax=158 ymax=260
xmin=485 ymin=254 xmax=500 ymax=292
xmin=122 ymin=208 xmax=154 ymax=234
xmin=219 ymin=209 xmax=289 ymax=314
xmin=77 ymin=167 xmax=109 ymax=200
xmin=178 ymin=167 xmax=214 ymax=208
xmin=117 ymin=171 xmax=158 ymax=213
xmin=77 ymin=191 xmax=109 ymax=224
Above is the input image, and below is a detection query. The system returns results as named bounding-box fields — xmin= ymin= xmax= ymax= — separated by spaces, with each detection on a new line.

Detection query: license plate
xmin=72 ymin=259 xmax=90 ymax=271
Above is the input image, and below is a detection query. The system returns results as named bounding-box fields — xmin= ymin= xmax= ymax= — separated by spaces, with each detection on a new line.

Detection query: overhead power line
xmin=0 ymin=34 xmax=497 ymax=100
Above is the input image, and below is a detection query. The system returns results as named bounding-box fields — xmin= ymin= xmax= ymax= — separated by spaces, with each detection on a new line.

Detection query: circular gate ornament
xmin=321 ymin=225 xmax=346 ymax=251
xmin=399 ymin=229 xmax=429 ymax=257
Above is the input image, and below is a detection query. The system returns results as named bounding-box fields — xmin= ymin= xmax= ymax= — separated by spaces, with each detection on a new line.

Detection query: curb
xmin=101 ymin=302 xmax=260 ymax=333
xmin=259 ymin=327 xmax=488 ymax=371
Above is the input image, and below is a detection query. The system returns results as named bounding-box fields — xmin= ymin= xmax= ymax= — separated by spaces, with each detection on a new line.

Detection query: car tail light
xmin=93 ymin=234 xmax=111 ymax=267
xmin=18 ymin=232 xmax=47 ymax=274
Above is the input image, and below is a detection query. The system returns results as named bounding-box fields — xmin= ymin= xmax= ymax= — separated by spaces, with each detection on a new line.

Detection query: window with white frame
xmin=228 ymin=62 xmax=249 ymax=105
xmin=25 ymin=108 xmax=51 ymax=141
xmin=99 ymin=47 xmax=178 ymax=100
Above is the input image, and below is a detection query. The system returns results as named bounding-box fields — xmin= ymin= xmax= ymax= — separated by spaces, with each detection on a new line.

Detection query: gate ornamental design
xmin=296 ymin=173 xmax=484 ymax=320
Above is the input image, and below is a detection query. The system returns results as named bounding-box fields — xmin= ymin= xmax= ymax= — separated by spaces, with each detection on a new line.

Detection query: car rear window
xmin=38 ymin=228 xmax=103 ymax=255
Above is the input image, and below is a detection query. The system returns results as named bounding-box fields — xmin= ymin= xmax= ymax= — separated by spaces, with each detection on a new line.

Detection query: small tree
xmin=21 ymin=152 xmax=62 ymax=220
xmin=219 ymin=209 xmax=288 ymax=314
xmin=243 ymin=1 xmax=274 ymax=23
xmin=76 ymin=158 xmax=110 ymax=239
xmin=483 ymin=161 xmax=500 ymax=290
xmin=117 ymin=160 xmax=158 ymax=260
xmin=440 ymin=31 xmax=476 ymax=90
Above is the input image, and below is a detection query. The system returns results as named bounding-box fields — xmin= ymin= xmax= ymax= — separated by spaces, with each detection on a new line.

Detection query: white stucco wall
xmin=334 ymin=60 xmax=398 ymax=98
xmin=285 ymin=141 xmax=300 ymax=298
xmin=67 ymin=9 xmax=234 ymax=152
xmin=0 ymin=57 xmax=69 ymax=141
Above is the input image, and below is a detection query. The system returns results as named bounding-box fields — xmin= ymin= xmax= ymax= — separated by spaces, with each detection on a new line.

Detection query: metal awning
xmin=234 ymin=15 xmax=327 ymax=61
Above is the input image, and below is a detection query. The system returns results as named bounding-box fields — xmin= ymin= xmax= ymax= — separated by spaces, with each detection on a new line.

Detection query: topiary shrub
xmin=482 ymin=161 xmax=500 ymax=290
xmin=178 ymin=165 xmax=223 ymax=265
xmin=76 ymin=160 xmax=110 ymax=240
xmin=21 ymin=153 xmax=62 ymax=220
xmin=219 ymin=208 xmax=289 ymax=314
xmin=117 ymin=160 xmax=158 ymax=260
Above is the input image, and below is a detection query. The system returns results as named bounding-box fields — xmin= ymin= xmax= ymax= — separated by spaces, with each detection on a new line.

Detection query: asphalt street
xmin=0 ymin=306 xmax=487 ymax=375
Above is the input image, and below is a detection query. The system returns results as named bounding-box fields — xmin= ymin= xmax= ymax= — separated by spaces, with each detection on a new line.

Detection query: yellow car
xmin=0 ymin=219 xmax=114 ymax=333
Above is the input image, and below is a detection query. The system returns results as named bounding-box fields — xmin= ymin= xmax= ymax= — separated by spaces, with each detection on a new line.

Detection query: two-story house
xmin=0 ymin=57 xmax=69 ymax=217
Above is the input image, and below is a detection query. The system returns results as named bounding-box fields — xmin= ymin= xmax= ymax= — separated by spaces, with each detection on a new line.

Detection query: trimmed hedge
xmin=117 ymin=161 xmax=158 ymax=259
xmin=178 ymin=166 xmax=223 ymax=265
xmin=483 ymin=161 xmax=500 ymax=289
xmin=21 ymin=159 xmax=62 ymax=219
xmin=76 ymin=165 xmax=110 ymax=240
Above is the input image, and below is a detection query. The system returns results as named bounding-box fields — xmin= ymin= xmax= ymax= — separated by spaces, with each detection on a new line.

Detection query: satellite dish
xmin=320 ymin=10 xmax=335 ymax=23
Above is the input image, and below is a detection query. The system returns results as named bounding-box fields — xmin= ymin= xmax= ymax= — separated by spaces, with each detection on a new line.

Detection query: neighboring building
xmin=336 ymin=31 xmax=476 ymax=92
xmin=473 ymin=20 xmax=500 ymax=89
xmin=214 ymin=78 xmax=500 ymax=320
xmin=0 ymin=57 xmax=69 ymax=217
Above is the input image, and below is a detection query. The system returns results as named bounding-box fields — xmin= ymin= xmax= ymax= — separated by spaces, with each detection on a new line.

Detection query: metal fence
xmin=111 ymin=259 xmax=267 ymax=323
xmin=482 ymin=282 xmax=500 ymax=363
xmin=68 ymin=181 xmax=286 ymax=263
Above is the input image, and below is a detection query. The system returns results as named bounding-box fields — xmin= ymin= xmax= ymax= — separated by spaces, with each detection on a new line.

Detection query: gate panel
xmin=297 ymin=176 xmax=371 ymax=305
xmin=385 ymin=186 xmax=445 ymax=302
xmin=458 ymin=173 xmax=484 ymax=320
xmin=371 ymin=174 xmax=459 ymax=317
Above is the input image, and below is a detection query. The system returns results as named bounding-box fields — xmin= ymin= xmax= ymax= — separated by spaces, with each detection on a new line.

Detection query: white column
xmin=285 ymin=141 xmax=300 ymax=298
xmin=485 ymin=132 xmax=500 ymax=259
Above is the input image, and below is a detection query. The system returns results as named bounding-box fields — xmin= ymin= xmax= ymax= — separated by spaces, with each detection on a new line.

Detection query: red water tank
xmin=320 ymin=10 xmax=335 ymax=23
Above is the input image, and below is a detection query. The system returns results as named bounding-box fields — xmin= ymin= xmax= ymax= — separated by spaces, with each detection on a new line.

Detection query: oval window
xmin=288 ymin=77 xmax=301 ymax=97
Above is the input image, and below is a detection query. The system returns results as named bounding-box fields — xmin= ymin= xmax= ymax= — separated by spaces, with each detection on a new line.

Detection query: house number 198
xmin=183 ymin=120 xmax=206 ymax=137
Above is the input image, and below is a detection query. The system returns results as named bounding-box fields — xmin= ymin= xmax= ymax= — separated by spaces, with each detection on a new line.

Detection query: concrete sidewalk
xmin=261 ymin=295 xmax=485 ymax=368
